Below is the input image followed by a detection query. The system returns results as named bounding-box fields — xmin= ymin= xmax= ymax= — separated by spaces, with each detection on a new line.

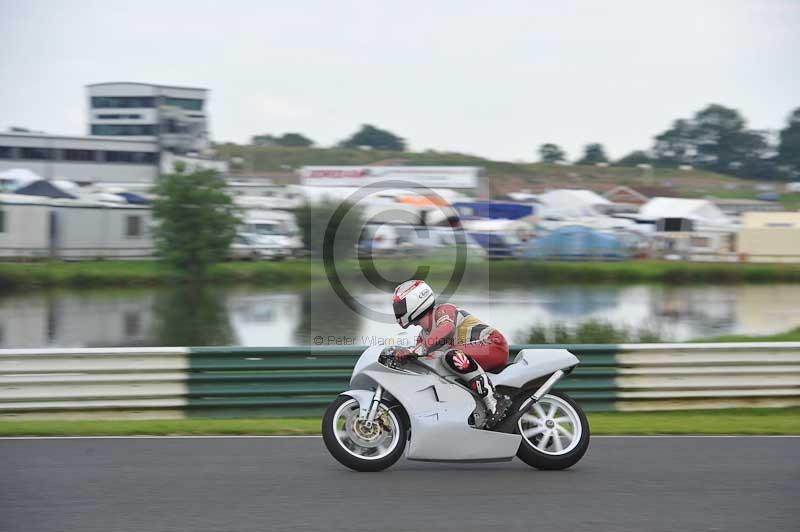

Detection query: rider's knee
xmin=444 ymin=349 xmax=478 ymax=373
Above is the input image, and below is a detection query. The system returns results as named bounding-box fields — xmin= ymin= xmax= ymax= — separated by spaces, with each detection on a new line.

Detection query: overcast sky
xmin=1 ymin=0 xmax=798 ymax=161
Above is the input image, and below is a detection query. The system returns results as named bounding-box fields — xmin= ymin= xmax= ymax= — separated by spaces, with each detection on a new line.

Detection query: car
xmin=467 ymin=231 xmax=522 ymax=259
xmin=229 ymin=233 xmax=291 ymax=261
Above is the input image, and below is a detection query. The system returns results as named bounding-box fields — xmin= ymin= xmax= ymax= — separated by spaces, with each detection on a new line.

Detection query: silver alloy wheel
xmin=518 ymin=393 xmax=582 ymax=456
xmin=332 ymin=398 xmax=401 ymax=461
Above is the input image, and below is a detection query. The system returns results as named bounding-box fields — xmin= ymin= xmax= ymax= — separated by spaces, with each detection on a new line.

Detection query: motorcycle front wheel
xmin=515 ymin=390 xmax=590 ymax=470
xmin=322 ymin=395 xmax=407 ymax=472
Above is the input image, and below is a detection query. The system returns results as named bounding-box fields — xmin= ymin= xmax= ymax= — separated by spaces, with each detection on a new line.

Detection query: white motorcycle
xmin=322 ymin=344 xmax=590 ymax=472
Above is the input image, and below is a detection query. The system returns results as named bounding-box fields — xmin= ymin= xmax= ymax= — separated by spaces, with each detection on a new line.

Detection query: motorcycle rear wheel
xmin=322 ymin=395 xmax=407 ymax=472
xmin=515 ymin=390 xmax=590 ymax=470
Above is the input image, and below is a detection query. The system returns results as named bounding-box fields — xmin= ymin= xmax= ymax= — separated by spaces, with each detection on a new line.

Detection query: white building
xmin=638 ymin=197 xmax=737 ymax=260
xmin=0 ymin=132 xmax=160 ymax=185
xmin=0 ymin=193 xmax=154 ymax=260
xmin=88 ymin=82 xmax=209 ymax=154
xmin=299 ymin=166 xmax=481 ymax=190
xmin=0 ymin=82 xmax=226 ymax=188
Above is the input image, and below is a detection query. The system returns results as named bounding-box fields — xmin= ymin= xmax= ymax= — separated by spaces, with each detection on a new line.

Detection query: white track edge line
xmin=1 ymin=435 xmax=799 ymax=440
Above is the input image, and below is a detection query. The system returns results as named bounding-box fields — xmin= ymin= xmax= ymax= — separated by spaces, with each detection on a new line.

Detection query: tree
xmin=538 ymin=143 xmax=566 ymax=163
xmin=614 ymin=150 xmax=652 ymax=167
xmin=277 ymin=132 xmax=314 ymax=147
xmin=251 ymin=134 xmax=277 ymax=146
xmin=692 ymin=104 xmax=767 ymax=173
xmin=151 ymin=163 xmax=240 ymax=276
xmin=338 ymin=124 xmax=406 ymax=151
xmin=652 ymin=104 xmax=774 ymax=178
xmin=653 ymin=118 xmax=696 ymax=166
xmin=576 ymin=143 xmax=609 ymax=165
xmin=778 ymin=108 xmax=800 ymax=176
xmin=251 ymin=132 xmax=314 ymax=147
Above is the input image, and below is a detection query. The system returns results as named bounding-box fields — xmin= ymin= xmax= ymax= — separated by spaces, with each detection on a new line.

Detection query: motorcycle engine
xmin=470 ymin=404 xmax=487 ymax=428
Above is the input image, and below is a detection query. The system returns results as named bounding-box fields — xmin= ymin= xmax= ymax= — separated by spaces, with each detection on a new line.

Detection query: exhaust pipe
xmin=520 ymin=370 xmax=564 ymax=404
xmin=492 ymin=370 xmax=566 ymax=434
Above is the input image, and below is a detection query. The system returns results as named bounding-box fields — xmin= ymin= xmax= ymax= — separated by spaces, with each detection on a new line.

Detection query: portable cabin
xmin=0 ymin=193 xmax=154 ymax=260
xmin=737 ymin=212 xmax=800 ymax=263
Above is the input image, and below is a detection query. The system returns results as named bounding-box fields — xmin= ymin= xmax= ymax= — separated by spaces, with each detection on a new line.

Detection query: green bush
xmin=517 ymin=319 xmax=665 ymax=344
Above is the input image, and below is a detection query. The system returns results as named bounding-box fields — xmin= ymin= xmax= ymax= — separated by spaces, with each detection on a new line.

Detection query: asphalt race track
xmin=1 ymin=436 xmax=797 ymax=532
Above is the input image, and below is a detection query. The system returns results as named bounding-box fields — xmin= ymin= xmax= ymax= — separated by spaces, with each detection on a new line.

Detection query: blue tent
xmin=118 ymin=192 xmax=149 ymax=205
xmin=453 ymin=201 xmax=533 ymax=220
xmin=523 ymin=225 xmax=629 ymax=261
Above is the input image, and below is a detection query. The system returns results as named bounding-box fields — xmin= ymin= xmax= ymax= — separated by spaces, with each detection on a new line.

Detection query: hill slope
xmin=214 ymin=143 xmax=784 ymax=201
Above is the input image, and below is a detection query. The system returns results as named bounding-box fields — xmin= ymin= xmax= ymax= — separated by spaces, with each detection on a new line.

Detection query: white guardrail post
xmin=0 ymin=343 xmax=798 ymax=419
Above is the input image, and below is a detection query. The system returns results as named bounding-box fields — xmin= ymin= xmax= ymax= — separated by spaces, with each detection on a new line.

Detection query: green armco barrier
xmin=3 ymin=343 xmax=798 ymax=419
xmin=185 ymin=345 xmax=622 ymax=417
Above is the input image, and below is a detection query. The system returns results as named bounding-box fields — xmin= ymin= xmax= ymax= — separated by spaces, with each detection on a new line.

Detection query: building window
xmin=164 ymin=97 xmax=203 ymax=111
xmin=91 ymin=96 xmax=155 ymax=108
xmin=126 ymin=215 xmax=143 ymax=238
xmin=104 ymin=151 xmax=157 ymax=164
xmin=690 ymin=236 xmax=711 ymax=248
xmin=660 ymin=218 xmax=693 ymax=232
xmin=64 ymin=149 xmax=97 ymax=161
xmin=124 ymin=312 xmax=141 ymax=337
xmin=97 ymin=113 xmax=142 ymax=119
xmin=0 ymin=210 xmax=5 ymax=233
xmin=162 ymin=119 xmax=183 ymax=134
xmin=0 ymin=146 xmax=13 ymax=159
xmin=91 ymin=124 xmax=157 ymax=136
xmin=20 ymin=147 xmax=53 ymax=160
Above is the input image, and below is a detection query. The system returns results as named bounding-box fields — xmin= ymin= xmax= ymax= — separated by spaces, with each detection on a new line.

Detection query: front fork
xmin=364 ymin=385 xmax=384 ymax=425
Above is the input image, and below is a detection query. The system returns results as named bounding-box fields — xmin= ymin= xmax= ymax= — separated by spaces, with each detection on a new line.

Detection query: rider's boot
xmin=469 ymin=373 xmax=511 ymax=429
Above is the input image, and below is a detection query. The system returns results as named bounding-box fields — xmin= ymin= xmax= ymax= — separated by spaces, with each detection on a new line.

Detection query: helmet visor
xmin=392 ymin=299 xmax=407 ymax=320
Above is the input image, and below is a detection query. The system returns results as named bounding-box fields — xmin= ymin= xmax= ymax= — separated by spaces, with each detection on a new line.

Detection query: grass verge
xmin=697 ymin=326 xmax=800 ymax=342
xmin=1 ymin=408 xmax=797 ymax=437
xmin=5 ymin=258 xmax=800 ymax=290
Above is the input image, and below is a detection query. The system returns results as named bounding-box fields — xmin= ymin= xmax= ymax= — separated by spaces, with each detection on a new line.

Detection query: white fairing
xmin=342 ymin=346 xmax=579 ymax=462
xmin=491 ymin=349 xmax=579 ymax=389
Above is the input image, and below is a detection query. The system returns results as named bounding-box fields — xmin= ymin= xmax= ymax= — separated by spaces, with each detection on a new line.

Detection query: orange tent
xmin=396 ymin=195 xmax=449 ymax=207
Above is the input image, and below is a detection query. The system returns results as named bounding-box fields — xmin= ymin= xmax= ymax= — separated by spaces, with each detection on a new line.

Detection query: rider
xmin=392 ymin=279 xmax=511 ymax=427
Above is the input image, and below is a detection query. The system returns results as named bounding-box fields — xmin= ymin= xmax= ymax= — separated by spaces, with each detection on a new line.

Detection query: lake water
xmin=1 ymin=282 xmax=798 ymax=348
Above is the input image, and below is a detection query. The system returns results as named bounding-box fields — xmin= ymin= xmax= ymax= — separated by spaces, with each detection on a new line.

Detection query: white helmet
xmin=393 ymin=280 xmax=435 ymax=328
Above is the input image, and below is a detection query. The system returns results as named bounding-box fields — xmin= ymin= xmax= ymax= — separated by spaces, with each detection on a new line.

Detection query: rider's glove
xmin=394 ymin=348 xmax=413 ymax=361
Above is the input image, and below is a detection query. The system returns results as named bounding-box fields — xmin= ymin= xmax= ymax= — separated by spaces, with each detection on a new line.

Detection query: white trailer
xmin=240 ymin=209 xmax=303 ymax=255
xmin=0 ymin=193 xmax=154 ymax=260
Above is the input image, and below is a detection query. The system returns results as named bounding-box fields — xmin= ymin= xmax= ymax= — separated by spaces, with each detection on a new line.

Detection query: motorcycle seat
xmin=486 ymin=362 xmax=512 ymax=374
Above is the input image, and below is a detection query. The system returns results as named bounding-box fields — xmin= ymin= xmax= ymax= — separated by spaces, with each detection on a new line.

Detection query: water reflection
xmin=535 ymin=286 xmax=620 ymax=317
xmin=0 ymin=289 xmax=156 ymax=348
xmin=151 ymin=285 xmax=236 ymax=346
xmin=0 ymin=283 xmax=799 ymax=348
xmin=293 ymin=284 xmax=361 ymax=345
